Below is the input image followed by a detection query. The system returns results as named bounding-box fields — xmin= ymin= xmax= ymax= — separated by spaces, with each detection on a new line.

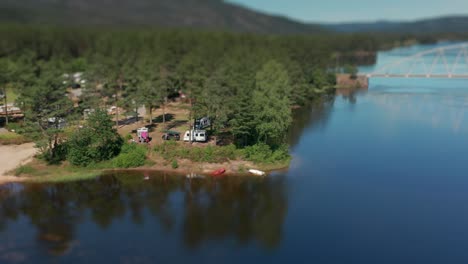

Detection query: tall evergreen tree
xmin=252 ymin=60 xmax=292 ymax=144
xmin=19 ymin=60 xmax=74 ymax=163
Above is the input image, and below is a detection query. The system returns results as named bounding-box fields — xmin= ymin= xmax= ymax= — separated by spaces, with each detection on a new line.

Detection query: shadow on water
xmin=0 ymin=171 xmax=288 ymax=262
xmin=287 ymin=93 xmax=336 ymax=148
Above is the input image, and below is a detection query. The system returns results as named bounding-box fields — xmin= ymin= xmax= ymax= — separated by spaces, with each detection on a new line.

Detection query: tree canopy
xmin=0 ymin=24 xmax=434 ymax=152
xmin=67 ymin=109 xmax=123 ymax=166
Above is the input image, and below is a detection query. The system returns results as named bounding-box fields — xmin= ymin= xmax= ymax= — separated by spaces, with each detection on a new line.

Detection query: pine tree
xmin=252 ymin=60 xmax=292 ymax=144
xmin=19 ymin=60 xmax=74 ymax=163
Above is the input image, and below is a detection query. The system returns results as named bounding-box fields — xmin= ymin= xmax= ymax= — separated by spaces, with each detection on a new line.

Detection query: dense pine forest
xmin=0 ymin=25 xmax=458 ymax=166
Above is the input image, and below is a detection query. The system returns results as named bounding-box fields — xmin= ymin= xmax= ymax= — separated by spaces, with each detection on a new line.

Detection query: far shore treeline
xmin=0 ymin=24 xmax=465 ymax=166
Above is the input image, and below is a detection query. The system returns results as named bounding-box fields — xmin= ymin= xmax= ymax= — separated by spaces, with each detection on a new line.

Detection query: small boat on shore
xmin=248 ymin=169 xmax=266 ymax=176
xmin=211 ymin=168 xmax=226 ymax=176
xmin=186 ymin=173 xmax=206 ymax=179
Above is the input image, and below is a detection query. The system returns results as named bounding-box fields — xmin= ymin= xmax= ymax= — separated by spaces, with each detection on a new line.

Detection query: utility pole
xmin=162 ymin=96 xmax=167 ymax=127
xmin=116 ymin=73 xmax=123 ymax=128
xmin=1 ymin=88 xmax=7 ymax=126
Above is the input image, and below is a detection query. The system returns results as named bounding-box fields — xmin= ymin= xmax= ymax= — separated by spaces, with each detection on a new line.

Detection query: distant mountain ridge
xmin=0 ymin=0 xmax=468 ymax=35
xmin=0 ymin=0 xmax=326 ymax=34
xmin=325 ymin=16 xmax=468 ymax=33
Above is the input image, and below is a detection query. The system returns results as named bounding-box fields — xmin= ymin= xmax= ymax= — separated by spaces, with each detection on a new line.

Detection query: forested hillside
xmin=1 ymin=1 xmax=468 ymax=35
xmin=0 ymin=0 xmax=325 ymax=34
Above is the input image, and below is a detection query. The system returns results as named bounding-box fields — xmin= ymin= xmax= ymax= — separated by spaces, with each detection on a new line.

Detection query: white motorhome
xmin=183 ymin=130 xmax=207 ymax=142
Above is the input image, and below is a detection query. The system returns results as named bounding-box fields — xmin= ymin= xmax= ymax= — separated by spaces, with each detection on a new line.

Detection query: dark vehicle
xmin=194 ymin=117 xmax=211 ymax=130
xmin=162 ymin=130 xmax=180 ymax=141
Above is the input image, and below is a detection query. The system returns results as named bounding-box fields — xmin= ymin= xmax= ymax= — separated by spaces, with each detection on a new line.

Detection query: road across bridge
xmin=365 ymin=74 xmax=468 ymax=79
xmin=364 ymin=42 xmax=468 ymax=79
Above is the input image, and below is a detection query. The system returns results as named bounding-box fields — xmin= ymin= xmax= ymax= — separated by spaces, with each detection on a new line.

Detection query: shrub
xmin=6 ymin=123 xmax=25 ymax=134
xmin=242 ymin=143 xmax=272 ymax=163
xmin=171 ymin=159 xmax=179 ymax=169
xmin=112 ymin=143 xmax=147 ymax=168
xmin=67 ymin=110 xmax=123 ymax=166
xmin=242 ymin=143 xmax=290 ymax=164
xmin=216 ymin=144 xmax=238 ymax=160
xmin=270 ymin=144 xmax=290 ymax=162
xmin=45 ymin=142 xmax=68 ymax=165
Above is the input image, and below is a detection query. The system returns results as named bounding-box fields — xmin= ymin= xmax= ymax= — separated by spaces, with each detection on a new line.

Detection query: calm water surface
xmin=2 ymin=44 xmax=468 ymax=263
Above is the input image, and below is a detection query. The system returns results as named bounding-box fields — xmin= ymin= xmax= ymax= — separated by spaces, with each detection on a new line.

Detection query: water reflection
xmin=0 ymin=171 xmax=288 ymax=261
xmin=288 ymin=93 xmax=336 ymax=147
xmin=363 ymin=86 xmax=468 ymax=133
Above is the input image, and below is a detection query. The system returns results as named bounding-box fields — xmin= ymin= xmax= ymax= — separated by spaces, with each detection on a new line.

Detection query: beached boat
xmin=211 ymin=168 xmax=226 ymax=176
xmin=186 ymin=173 xmax=206 ymax=179
xmin=248 ymin=169 xmax=266 ymax=176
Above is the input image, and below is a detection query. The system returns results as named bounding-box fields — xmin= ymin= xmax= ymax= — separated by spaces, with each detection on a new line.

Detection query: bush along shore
xmin=11 ymin=141 xmax=292 ymax=182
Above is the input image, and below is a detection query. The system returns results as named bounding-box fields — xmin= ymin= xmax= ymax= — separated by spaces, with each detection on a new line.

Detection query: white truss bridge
xmin=366 ymin=42 xmax=468 ymax=79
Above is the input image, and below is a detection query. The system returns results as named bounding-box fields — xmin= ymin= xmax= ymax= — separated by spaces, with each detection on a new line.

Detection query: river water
xmin=2 ymin=43 xmax=468 ymax=263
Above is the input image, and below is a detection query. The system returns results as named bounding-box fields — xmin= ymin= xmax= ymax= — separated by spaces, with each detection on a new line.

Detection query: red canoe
xmin=211 ymin=168 xmax=226 ymax=176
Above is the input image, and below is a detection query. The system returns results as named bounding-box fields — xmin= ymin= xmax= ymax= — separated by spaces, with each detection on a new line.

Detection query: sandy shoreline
xmin=0 ymin=143 xmax=288 ymax=186
xmin=0 ymin=143 xmax=37 ymax=185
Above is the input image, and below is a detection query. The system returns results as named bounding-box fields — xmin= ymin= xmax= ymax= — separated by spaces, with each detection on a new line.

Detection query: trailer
xmin=183 ymin=130 xmax=207 ymax=142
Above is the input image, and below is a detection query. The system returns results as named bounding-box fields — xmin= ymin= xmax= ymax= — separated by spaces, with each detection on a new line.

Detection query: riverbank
xmin=1 ymin=138 xmax=290 ymax=185
xmin=0 ymin=101 xmax=291 ymax=185
xmin=335 ymin=73 xmax=369 ymax=89
xmin=0 ymin=155 xmax=289 ymax=185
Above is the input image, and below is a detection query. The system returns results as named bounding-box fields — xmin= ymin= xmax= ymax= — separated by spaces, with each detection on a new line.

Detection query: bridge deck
xmin=363 ymin=74 xmax=468 ymax=79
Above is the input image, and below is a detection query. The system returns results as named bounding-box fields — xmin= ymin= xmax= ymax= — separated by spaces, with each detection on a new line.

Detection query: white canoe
xmin=248 ymin=169 xmax=266 ymax=176
xmin=186 ymin=173 xmax=206 ymax=179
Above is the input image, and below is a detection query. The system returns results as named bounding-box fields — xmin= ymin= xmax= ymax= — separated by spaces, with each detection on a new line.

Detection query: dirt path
xmin=0 ymin=143 xmax=37 ymax=183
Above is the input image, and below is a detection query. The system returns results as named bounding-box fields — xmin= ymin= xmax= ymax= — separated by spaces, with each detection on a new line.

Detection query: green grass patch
xmin=33 ymin=171 xmax=101 ymax=183
xmin=0 ymin=132 xmax=29 ymax=145
xmin=14 ymin=165 xmax=36 ymax=176
xmin=154 ymin=141 xmax=238 ymax=163
xmin=255 ymin=159 xmax=292 ymax=171
xmin=15 ymin=161 xmax=102 ymax=183
xmin=154 ymin=141 xmax=291 ymax=166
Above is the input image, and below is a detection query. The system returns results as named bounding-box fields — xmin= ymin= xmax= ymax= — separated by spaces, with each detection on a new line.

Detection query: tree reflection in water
xmin=287 ymin=94 xmax=336 ymax=148
xmin=0 ymin=171 xmax=288 ymax=259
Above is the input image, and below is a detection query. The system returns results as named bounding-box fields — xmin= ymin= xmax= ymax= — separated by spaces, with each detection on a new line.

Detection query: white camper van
xmin=183 ymin=130 xmax=207 ymax=142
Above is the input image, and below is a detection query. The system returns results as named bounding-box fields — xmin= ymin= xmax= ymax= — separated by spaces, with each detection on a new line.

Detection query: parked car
xmin=162 ymin=131 xmax=180 ymax=141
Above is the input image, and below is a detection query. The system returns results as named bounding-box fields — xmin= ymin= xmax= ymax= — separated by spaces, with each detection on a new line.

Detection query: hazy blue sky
xmin=226 ymin=0 xmax=468 ymax=23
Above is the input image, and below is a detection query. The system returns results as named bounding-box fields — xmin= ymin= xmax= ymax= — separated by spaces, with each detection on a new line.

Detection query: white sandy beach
xmin=0 ymin=143 xmax=36 ymax=184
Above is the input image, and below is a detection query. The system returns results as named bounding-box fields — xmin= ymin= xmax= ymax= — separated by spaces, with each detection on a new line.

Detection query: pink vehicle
xmin=137 ymin=127 xmax=150 ymax=143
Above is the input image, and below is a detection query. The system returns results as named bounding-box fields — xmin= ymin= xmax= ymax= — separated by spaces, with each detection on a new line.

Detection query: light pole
xmin=0 ymin=88 xmax=7 ymax=126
